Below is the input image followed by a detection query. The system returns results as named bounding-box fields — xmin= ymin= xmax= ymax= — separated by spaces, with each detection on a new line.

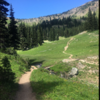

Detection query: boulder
xmin=37 ymin=64 xmax=41 ymax=68
xmin=68 ymin=67 xmax=78 ymax=77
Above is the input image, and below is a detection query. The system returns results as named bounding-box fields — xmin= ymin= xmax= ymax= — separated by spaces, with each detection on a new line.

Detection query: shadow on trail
xmin=30 ymin=80 xmax=64 ymax=99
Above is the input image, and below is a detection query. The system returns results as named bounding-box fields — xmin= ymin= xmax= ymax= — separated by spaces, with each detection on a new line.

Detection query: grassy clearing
xmin=0 ymin=52 xmax=30 ymax=100
xmin=30 ymin=69 xmax=99 ymax=100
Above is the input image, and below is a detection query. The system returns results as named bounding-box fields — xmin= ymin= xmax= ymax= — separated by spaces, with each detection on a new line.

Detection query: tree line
xmin=0 ymin=0 xmax=99 ymax=52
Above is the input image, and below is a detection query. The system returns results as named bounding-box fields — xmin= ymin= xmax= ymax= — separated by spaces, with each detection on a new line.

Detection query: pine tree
xmin=37 ymin=25 xmax=42 ymax=45
xmin=31 ymin=25 xmax=38 ymax=47
xmin=56 ymin=34 xmax=59 ymax=40
xmin=0 ymin=0 xmax=9 ymax=50
xmin=92 ymin=11 xmax=97 ymax=30
xmin=87 ymin=8 xmax=93 ymax=31
xmin=64 ymin=29 xmax=68 ymax=38
xmin=18 ymin=22 xmax=26 ymax=50
xmin=8 ymin=4 xmax=20 ymax=49
xmin=52 ymin=28 xmax=55 ymax=41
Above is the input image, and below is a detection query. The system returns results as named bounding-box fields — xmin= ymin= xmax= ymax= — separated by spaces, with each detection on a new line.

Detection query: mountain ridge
xmin=8 ymin=0 xmax=99 ymax=25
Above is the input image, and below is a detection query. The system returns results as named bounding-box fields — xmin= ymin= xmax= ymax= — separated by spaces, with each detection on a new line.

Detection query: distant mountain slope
xmin=8 ymin=0 xmax=99 ymax=25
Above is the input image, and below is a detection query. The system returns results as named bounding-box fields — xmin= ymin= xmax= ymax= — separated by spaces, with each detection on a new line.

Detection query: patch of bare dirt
xmin=79 ymin=31 xmax=87 ymax=35
xmin=14 ymin=66 xmax=37 ymax=100
xmin=79 ymin=56 xmax=99 ymax=65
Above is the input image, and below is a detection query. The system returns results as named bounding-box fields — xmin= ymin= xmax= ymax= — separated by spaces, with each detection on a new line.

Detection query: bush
xmin=0 ymin=56 xmax=15 ymax=83
xmin=5 ymin=47 xmax=17 ymax=55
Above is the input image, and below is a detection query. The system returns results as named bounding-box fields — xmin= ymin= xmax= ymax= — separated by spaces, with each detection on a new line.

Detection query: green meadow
xmin=18 ymin=30 xmax=99 ymax=67
xmin=17 ymin=30 xmax=99 ymax=100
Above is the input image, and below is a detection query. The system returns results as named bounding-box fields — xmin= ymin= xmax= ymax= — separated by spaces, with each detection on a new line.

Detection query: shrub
xmin=0 ymin=56 xmax=15 ymax=83
xmin=5 ymin=47 xmax=17 ymax=55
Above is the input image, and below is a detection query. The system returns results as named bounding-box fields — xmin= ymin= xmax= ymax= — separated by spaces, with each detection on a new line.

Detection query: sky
xmin=6 ymin=0 xmax=91 ymax=19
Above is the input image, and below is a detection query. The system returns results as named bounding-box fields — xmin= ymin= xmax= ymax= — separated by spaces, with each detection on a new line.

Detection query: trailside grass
xmin=0 ymin=52 xmax=30 ymax=100
xmin=30 ymin=69 xmax=99 ymax=100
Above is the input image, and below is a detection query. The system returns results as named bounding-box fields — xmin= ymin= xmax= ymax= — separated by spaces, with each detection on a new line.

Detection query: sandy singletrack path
xmin=14 ymin=66 xmax=37 ymax=100
xmin=63 ymin=37 xmax=75 ymax=59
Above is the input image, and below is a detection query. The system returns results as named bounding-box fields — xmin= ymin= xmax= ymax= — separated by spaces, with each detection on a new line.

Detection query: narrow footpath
xmin=14 ymin=66 xmax=37 ymax=100
xmin=63 ymin=37 xmax=74 ymax=59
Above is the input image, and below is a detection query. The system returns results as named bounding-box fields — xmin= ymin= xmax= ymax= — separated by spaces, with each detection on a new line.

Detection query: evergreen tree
xmin=87 ymin=8 xmax=93 ymax=31
xmin=8 ymin=4 xmax=20 ymax=49
xmin=52 ymin=28 xmax=55 ymax=41
xmin=37 ymin=25 xmax=42 ymax=45
xmin=64 ymin=29 xmax=68 ymax=38
xmin=56 ymin=34 xmax=59 ymax=40
xmin=0 ymin=0 xmax=9 ymax=50
xmin=18 ymin=22 xmax=26 ymax=50
xmin=31 ymin=25 xmax=38 ymax=47
xmin=92 ymin=11 xmax=97 ymax=30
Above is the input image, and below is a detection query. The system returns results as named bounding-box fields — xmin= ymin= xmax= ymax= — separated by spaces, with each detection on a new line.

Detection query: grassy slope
xmin=18 ymin=30 xmax=99 ymax=67
xmin=0 ymin=52 xmax=30 ymax=100
xmin=65 ymin=30 xmax=99 ymax=59
xmin=18 ymin=30 xmax=99 ymax=100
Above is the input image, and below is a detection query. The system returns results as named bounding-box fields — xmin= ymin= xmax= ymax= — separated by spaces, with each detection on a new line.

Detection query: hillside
xmin=16 ymin=0 xmax=99 ymax=25
xmin=17 ymin=30 xmax=99 ymax=100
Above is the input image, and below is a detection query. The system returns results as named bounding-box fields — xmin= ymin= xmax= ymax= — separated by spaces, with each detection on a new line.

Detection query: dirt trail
xmin=14 ymin=66 xmax=37 ymax=100
xmin=79 ymin=59 xmax=99 ymax=65
xmin=63 ymin=37 xmax=75 ymax=59
xmin=64 ymin=37 xmax=74 ymax=52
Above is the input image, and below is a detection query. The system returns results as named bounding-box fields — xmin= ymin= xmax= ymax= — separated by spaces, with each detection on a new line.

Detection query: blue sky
xmin=6 ymin=0 xmax=91 ymax=19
